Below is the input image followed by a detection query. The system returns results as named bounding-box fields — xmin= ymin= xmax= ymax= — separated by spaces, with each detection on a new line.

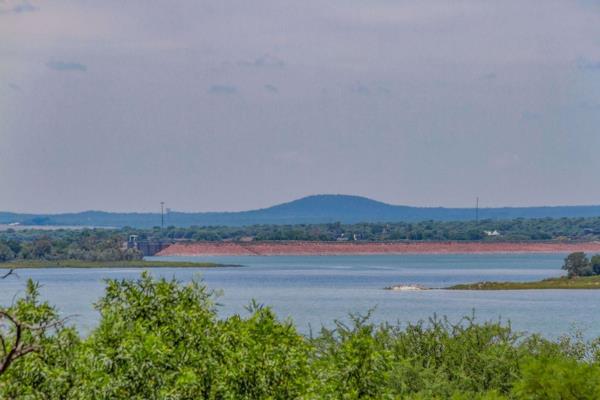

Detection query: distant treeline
xmin=127 ymin=217 xmax=600 ymax=242
xmin=2 ymin=217 xmax=600 ymax=262
xmin=0 ymin=230 xmax=142 ymax=262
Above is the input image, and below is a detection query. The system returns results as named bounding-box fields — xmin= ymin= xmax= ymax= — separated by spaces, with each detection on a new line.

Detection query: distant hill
xmin=2 ymin=194 xmax=600 ymax=228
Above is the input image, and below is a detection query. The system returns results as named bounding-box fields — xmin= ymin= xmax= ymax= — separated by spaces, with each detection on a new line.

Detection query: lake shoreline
xmin=0 ymin=260 xmax=233 ymax=269
xmin=447 ymin=275 xmax=600 ymax=290
xmin=157 ymin=240 xmax=600 ymax=257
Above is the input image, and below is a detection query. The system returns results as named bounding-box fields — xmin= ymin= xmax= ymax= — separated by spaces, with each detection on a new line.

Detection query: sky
xmin=1 ymin=0 xmax=600 ymax=213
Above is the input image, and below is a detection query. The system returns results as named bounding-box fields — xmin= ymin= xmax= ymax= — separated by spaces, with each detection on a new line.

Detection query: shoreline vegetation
xmin=0 ymin=231 xmax=236 ymax=269
xmin=447 ymin=275 xmax=600 ymax=290
xmin=447 ymin=252 xmax=600 ymax=290
xmin=5 ymin=207 xmax=600 ymax=242
xmin=3 ymin=222 xmax=600 ymax=260
xmin=0 ymin=259 xmax=229 ymax=269
xmin=117 ymin=216 xmax=600 ymax=241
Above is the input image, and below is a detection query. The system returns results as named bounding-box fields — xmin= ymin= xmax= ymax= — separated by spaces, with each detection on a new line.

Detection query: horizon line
xmin=2 ymin=194 xmax=600 ymax=215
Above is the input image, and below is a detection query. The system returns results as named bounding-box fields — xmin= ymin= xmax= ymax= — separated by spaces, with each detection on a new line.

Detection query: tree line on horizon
xmin=128 ymin=217 xmax=600 ymax=242
xmin=1 ymin=216 xmax=600 ymax=263
xmin=0 ymin=230 xmax=142 ymax=263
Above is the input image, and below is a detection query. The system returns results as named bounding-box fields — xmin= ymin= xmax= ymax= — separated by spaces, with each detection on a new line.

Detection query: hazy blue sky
xmin=2 ymin=0 xmax=600 ymax=213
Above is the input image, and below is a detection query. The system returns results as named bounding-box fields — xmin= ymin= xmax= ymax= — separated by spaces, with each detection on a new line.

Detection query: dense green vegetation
xmin=3 ymin=274 xmax=600 ymax=398
xmin=448 ymin=275 xmax=600 ymax=290
xmin=561 ymin=252 xmax=600 ymax=277
xmin=134 ymin=217 xmax=600 ymax=241
xmin=4 ymin=215 xmax=600 ymax=250
xmin=0 ymin=230 xmax=142 ymax=263
xmin=0 ymin=230 xmax=226 ymax=269
xmin=449 ymin=252 xmax=600 ymax=290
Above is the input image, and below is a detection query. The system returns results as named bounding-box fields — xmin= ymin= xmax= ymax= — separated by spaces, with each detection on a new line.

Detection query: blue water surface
xmin=1 ymin=253 xmax=598 ymax=339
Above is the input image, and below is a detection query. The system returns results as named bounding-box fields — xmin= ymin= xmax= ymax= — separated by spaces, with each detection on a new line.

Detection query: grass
xmin=0 ymin=259 xmax=230 ymax=269
xmin=448 ymin=275 xmax=600 ymax=290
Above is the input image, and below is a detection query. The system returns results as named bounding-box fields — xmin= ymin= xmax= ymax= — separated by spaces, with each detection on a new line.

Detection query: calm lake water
xmin=1 ymin=253 xmax=599 ymax=339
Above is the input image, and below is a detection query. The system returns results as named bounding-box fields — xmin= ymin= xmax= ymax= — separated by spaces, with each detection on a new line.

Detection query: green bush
xmin=512 ymin=356 xmax=600 ymax=399
xmin=2 ymin=274 xmax=600 ymax=399
xmin=0 ymin=241 xmax=15 ymax=262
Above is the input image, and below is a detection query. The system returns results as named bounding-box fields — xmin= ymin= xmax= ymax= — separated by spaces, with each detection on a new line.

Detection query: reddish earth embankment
xmin=157 ymin=241 xmax=600 ymax=256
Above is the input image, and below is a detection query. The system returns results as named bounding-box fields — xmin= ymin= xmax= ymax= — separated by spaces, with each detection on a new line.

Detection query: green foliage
xmin=0 ymin=231 xmax=143 ymax=263
xmin=42 ymin=273 xmax=310 ymax=399
xmin=0 ymin=280 xmax=79 ymax=398
xmin=136 ymin=217 xmax=600 ymax=242
xmin=310 ymin=314 xmax=524 ymax=398
xmin=313 ymin=311 xmax=393 ymax=398
xmin=4 ymin=215 xmax=600 ymax=251
xmin=512 ymin=356 xmax=600 ymax=399
xmin=32 ymin=238 xmax=52 ymax=259
xmin=3 ymin=275 xmax=600 ymax=399
xmin=562 ymin=252 xmax=592 ymax=277
xmin=214 ymin=302 xmax=312 ymax=399
xmin=591 ymin=254 xmax=600 ymax=275
xmin=0 ymin=241 xmax=15 ymax=262
xmin=74 ymin=273 xmax=220 ymax=398
xmin=449 ymin=274 xmax=600 ymax=290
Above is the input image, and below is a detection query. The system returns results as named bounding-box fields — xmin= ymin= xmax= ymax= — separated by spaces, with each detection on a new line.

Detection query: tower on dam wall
xmin=126 ymin=235 xmax=171 ymax=256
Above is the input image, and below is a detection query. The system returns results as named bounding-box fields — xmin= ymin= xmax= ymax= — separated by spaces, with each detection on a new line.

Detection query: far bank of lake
xmin=0 ymin=259 xmax=228 ymax=269
xmin=448 ymin=275 xmax=600 ymax=290
xmin=157 ymin=240 xmax=600 ymax=256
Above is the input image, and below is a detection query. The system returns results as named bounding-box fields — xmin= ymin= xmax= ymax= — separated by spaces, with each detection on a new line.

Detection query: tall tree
xmin=562 ymin=252 xmax=592 ymax=277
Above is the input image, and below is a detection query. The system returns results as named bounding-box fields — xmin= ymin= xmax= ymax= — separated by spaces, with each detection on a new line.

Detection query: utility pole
xmin=160 ymin=202 xmax=165 ymax=229
xmin=475 ymin=197 xmax=479 ymax=223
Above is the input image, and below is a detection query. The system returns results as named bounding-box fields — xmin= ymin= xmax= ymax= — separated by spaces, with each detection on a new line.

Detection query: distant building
xmin=484 ymin=230 xmax=501 ymax=237
xmin=127 ymin=235 xmax=139 ymax=249
xmin=125 ymin=235 xmax=170 ymax=256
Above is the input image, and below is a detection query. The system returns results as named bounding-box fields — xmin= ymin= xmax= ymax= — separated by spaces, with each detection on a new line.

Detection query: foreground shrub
xmin=2 ymin=274 xmax=600 ymax=399
xmin=0 ymin=280 xmax=80 ymax=398
xmin=213 ymin=303 xmax=312 ymax=399
xmin=512 ymin=356 xmax=600 ymax=399
xmin=69 ymin=273 xmax=311 ymax=400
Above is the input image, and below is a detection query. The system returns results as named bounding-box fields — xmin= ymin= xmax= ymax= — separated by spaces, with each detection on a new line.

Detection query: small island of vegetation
xmin=449 ymin=252 xmax=600 ymax=290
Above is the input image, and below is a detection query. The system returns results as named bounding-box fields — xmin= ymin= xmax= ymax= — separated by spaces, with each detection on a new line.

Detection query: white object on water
xmin=386 ymin=284 xmax=426 ymax=291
